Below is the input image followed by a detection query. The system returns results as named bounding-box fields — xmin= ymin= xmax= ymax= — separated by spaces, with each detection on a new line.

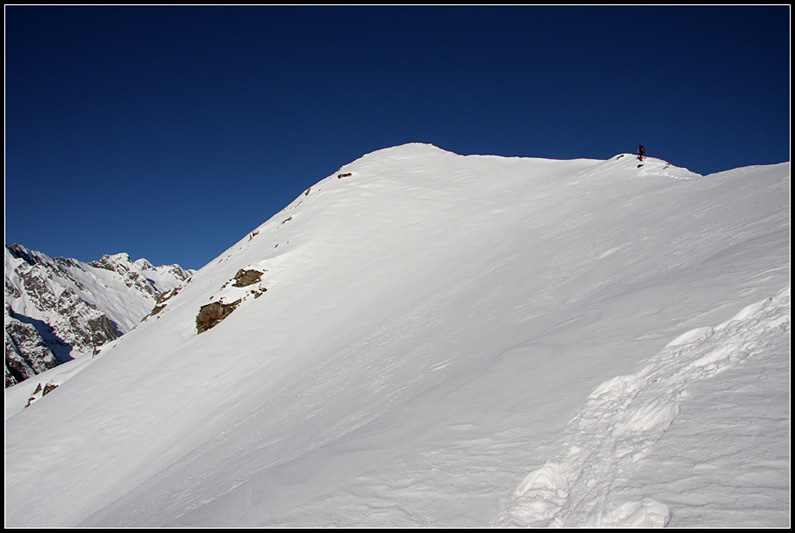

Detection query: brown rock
xmin=196 ymin=300 xmax=241 ymax=334
xmin=232 ymin=269 xmax=263 ymax=288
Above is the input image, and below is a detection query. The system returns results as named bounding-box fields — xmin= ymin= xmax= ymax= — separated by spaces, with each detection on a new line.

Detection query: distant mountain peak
xmin=4 ymin=245 xmax=193 ymax=387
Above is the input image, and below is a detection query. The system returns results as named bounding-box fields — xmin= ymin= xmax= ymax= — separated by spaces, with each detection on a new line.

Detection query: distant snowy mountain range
xmin=4 ymin=244 xmax=193 ymax=387
xmin=4 ymin=144 xmax=790 ymax=527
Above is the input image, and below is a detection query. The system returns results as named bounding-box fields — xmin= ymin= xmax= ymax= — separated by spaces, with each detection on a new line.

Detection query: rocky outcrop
xmin=195 ymin=268 xmax=268 ymax=334
xmin=196 ymin=300 xmax=241 ymax=334
xmin=145 ymin=286 xmax=183 ymax=319
xmin=232 ymin=269 xmax=263 ymax=288
xmin=25 ymin=380 xmax=60 ymax=408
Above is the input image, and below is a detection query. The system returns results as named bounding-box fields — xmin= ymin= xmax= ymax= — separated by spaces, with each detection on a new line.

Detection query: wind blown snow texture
xmin=495 ymin=288 xmax=790 ymax=527
xmin=4 ymin=144 xmax=790 ymax=527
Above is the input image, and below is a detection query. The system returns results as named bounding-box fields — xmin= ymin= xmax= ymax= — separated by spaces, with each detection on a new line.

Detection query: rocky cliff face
xmin=4 ymin=244 xmax=194 ymax=387
xmin=4 ymin=302 xmax=59 ymax=387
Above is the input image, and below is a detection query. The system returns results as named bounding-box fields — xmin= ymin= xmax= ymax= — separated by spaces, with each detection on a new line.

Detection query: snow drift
xmin=4 ymin=143 xmax=790 ymax=527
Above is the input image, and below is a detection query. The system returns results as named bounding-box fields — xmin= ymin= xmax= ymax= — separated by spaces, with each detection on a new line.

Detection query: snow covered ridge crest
xmin=345 ymin=142 xmax=702 ymax=177
xmin=4 ymin=244 xmax=194 ymax=387
xmin=495 ymin=287 xmax=790 ymax=528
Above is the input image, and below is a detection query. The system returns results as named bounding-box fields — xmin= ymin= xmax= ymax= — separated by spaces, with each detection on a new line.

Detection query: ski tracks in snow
xmin=495 ymin=287 xmax=790 ymax=528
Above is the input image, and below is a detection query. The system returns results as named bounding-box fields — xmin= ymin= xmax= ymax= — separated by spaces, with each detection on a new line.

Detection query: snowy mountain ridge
xmin=4 ymin=243 xmax=193 ymax=387
xmin=4 ymin=143 xmax=790 ymax=527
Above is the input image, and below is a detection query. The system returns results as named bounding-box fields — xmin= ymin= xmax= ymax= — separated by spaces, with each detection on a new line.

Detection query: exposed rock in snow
xmin=196 ymin=300 xmax=241 ymax=334
xmin=232 ymin=269 xmax=264 ymax=288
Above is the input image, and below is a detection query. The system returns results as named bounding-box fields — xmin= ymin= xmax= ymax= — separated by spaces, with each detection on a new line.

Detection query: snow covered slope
xmin=4 ymin=144 xmax=789 ymax=527
xmin=4 ymin=245 xmax=193 ymax=386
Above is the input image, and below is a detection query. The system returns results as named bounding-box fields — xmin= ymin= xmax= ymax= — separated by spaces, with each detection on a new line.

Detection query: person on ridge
xmin=638 ymin=145 xmax=646 ymax=161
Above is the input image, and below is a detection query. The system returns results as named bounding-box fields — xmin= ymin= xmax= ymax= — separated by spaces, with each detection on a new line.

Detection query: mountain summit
xmin=5 ymin=144 xmax=790 ymax=527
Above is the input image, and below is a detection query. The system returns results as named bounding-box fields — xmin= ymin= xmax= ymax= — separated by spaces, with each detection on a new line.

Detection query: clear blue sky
xmin=5 ymin=5 xmax=790 ymax=270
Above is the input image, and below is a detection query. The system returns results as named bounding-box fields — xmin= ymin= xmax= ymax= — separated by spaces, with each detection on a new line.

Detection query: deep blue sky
xmin=5 ymin=5 xmax=790 ymax=270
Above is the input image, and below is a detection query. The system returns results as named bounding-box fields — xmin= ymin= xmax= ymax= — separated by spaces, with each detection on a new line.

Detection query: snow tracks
xmin=495 ymin=287 xmax=790 ymax=528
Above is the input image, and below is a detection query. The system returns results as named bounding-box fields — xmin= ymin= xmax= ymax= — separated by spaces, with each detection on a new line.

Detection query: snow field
xmin=495 ymin=287 xmax=790 ymax=527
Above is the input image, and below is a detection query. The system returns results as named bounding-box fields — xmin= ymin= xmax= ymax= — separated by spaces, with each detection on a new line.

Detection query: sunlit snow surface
xmin=5 ymin=144 xmax=790 ymax=527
